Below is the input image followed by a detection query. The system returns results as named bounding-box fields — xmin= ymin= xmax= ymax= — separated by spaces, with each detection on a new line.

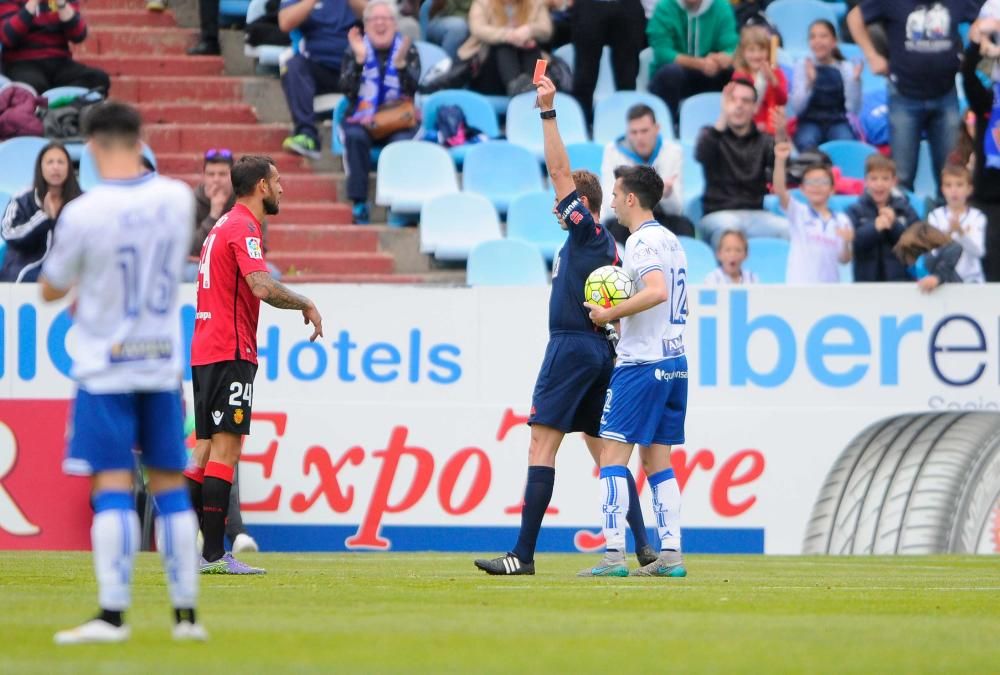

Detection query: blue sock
xmin=624 ymin=470 xmax=650 ymax=550
xmin=511 ymin=466 xmax=555 ymax=564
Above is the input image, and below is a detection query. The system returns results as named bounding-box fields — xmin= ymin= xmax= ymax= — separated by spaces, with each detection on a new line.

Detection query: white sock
xmin=91 ymin=492 xmax=139 ymax=612
xmin=599 ymin=466 xmax=629 ymax=553
xmin=153 ymin=488 xmax=199 ymax=611
xmin=649 ymin=468 xmax=682 ymax=552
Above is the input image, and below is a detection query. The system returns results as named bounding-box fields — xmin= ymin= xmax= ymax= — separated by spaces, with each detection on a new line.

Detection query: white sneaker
xmin=232 ymin=532 xmax=259 ymax=553
xmin=172 ymin=621 xmax=209 ymax=642
xmin=54 ymin=619 xmax=130 ymax=645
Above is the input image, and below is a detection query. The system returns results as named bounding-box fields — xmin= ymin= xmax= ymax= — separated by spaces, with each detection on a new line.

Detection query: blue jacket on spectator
xmin=1 ymin=189 xmax=57 ymax=282
xmin=847 ymin=190 xmax=920 ymax=282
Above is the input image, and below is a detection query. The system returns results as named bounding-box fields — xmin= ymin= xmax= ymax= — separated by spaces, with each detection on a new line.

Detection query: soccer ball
xmin=584 ymin=265 xmax=634 ymax=308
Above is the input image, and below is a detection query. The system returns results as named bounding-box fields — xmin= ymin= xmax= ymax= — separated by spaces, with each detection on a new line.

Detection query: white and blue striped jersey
xmin=42 ymin=173 xmax=194 ymax=394
xmin=617 ymin=222 xmax=688 ymax=364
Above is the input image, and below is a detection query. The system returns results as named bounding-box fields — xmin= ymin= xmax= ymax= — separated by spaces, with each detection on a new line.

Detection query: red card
xmin=533 ymin=59 xmax=547 ymax=84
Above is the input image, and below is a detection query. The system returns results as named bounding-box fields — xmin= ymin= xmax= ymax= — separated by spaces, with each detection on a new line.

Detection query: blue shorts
xmin=599 ymin=356 xmax=688 ymax=447
xmin=529 ymin=332 xmax=614 ymax=437
xmin=64 ymin=389 xmax=188 ymax=476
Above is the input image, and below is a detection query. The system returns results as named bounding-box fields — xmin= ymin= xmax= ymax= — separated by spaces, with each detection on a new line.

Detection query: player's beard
xmin=263 ymin=195 xmax=280 ymax=216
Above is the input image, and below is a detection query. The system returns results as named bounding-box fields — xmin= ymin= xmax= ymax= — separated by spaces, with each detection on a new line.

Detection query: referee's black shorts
xmin=191 ymin=360 xmax=258 ymax=440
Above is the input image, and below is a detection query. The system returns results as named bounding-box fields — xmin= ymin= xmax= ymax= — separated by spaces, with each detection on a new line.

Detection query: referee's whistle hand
xmin=304 ymin=305 xmax=324 ymax=342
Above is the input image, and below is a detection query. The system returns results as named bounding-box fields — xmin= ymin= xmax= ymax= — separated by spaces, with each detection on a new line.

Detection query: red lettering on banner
xmin=347 ymin=426 xmax=434 ymax=549
xmin=437 ymin=447 xmax=491 ymax=515
xmin=710 ymin=450 xmax=765 ymax=517
xmin=497 ymin=409 xmax=560 ymax=516
xmin=671 ymin=448 xmax=715 ymax=491
xmin=290 ymin=445 xmax=365 ymax=513
xmin=241 ymin=412 xmax=286 ymax=512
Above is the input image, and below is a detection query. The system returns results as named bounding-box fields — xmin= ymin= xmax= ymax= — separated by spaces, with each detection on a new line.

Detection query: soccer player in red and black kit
xmin=186 ymin=155 xmax=323 ymax=574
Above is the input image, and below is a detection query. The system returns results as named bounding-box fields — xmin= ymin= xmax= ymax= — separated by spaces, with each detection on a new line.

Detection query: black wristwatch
xmin=540 ymin=109 xmax=556 ymax=120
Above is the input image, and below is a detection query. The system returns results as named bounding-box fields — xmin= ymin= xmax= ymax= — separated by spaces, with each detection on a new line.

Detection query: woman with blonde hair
xmin=461 ymin=0 xmax=552 ymax=96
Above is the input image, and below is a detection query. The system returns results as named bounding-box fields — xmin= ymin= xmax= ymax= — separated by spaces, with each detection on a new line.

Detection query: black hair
xmin=626 ymin=103 xmax=656 ymax=124
xmin=82 ymin=101 xmax=142 ymax=144
xmin=231 ymin=155 xmax=276 ymax=198
xmin=729 ymin=74 xmax=759 ymax=102
xmin=613 ymin=165 xmax=663 ymax=210
xmin=809 ymin=19 xmax=845 ymax=61
xmin=33 ymin=142 xmax=82 ymax=214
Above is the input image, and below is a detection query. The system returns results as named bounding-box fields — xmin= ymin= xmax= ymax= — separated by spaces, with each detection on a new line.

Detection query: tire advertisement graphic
xmin=804 ymin=412 xmax=1000 ymax=554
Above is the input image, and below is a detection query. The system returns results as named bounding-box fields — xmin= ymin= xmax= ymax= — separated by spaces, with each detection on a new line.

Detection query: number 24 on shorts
xmin=228 ymin=381 xmax=253 ymax=407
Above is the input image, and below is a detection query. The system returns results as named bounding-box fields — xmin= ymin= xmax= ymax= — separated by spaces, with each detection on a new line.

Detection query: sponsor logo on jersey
xmin=569 ymin=211 xmax=583 ymax=225
xmin=108 ymin=338 xmax=173 ymax=363
xmin=233 ymin=408 xmax=244 ymax=425
xmin=246 ymin=237 xmax=263 ymax=259
xmin=560 ymin=198 xmax=581 ymax=219
xmin=212 ymin=410 xmax=223 ymax=425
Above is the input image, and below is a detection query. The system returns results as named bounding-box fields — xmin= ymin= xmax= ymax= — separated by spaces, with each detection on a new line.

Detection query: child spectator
xmin=790 ymin=19 xmax=862 ymax=150
xmin=846 ymin=154 xmax=920 ymax=281
xmin=773 ymin=141 xmax=853 ymax=283
xmin=927 ymin=164 xmax=986 ymax=283
xmin=732 ymin=24 xmax=787 ymax=136
xmin=1 ymin=142 xmax=81 ymax=282
xmin=893 ymin=221 xmax=964 ymax=292
xmin=704 ymin=229 xmax=758 ymax=284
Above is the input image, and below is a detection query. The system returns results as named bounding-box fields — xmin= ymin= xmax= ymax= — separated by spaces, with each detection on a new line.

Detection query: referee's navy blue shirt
xmin=549 ymin=191 xmax=619 ymax=336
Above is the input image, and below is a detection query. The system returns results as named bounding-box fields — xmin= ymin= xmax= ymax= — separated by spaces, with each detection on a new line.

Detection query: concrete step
xmin=85 ymin=9 xmax=180 ymax=27
xmin=113 ymin=76 xmax=244 ymax=103
xmin=75 ymin=28 xmax=196 ymax=55
xmin=268 ymin=251 xmax=395 ymax=275
xmin=155 ymin=151 xmax=318 ymax=175
xmin=83 ymin=55 xmax=223 ymax=77
xmin=268 ymin=201 xmax=352 ymax=225
xmin=137 ymin=102 xmax=257 ymax=125
xmin=267 ymin=225 xmax=378 ymax=252
xmin=85 ymin=0 xmax=159 ymax=10
xmin=145 ymin=123 xmax=288 ymax=152
xmin=174 ymin=172 xmax=340 ymax=201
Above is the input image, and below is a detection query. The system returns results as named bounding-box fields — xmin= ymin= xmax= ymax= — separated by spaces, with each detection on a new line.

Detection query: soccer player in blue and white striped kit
xmin=40 ymin=102 xmax=205 ymax=643
xmin=581 ymin=164 xmax=689 ymax=578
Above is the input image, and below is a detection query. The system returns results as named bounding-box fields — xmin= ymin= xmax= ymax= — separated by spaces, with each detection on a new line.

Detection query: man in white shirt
xmin=581 ymin=164 xmax=689 ymax=579
xmin=40 ymin=102 xmax=205 ymax=645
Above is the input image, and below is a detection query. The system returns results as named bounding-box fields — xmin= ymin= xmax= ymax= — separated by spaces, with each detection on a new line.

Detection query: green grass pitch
xmin=2 ymin=552 xmax=998 ymax=673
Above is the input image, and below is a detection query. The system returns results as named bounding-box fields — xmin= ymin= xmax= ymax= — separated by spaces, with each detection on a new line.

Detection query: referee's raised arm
xmin=536 ymin=76 xmax=575 ymax=204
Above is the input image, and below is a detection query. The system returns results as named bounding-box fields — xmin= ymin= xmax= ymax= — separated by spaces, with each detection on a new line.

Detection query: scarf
xmin=985 ymin=83 xmax=1000 ymax=170
xmin=347 ymin=34 xmax=404 ymax=124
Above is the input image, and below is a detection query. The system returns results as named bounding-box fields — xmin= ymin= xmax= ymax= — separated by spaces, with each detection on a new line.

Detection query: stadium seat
xmin=744 ymin=237 xmax=790 ymax=284
xmin=419 ymin=0 xmax=431 ymax=37
xmin=565 ymin=141 xmax=604 ymax=175
xmin=681 ymin=142 xmax=704 ymax=204
xmin=330 ymin=97 xmax=381 ymax=164
xmin=415 ymin=41 xmax=449 ymax=83
xmin=592 ymin=91 xmax=673 ymax=144
xmin=766 ymin=0 xmax=839 ymax=55
xmin=828 ymin=194 xmax=857 ymax=213
xmin=41 ymin=86 xmax=88 ymax=102
xmin=818 ymin=140 xmax=878 ymax=179
xmin=419 ymin=192 xmax=502 ymax=261
xmin=219 ymin=0 xmax=251 ymax=22
xmin=636 ymin=47 xmax=653 ymax=92
xmin=678 ymin=236 xmax=717 ymax=284
xmin=244 ymin=0 xmax=288 ymax=67
xmin=419 ymin=90 xmax=500 ymax=165
xmin=78 ymin=143 xmax=157 ymax=191
xmin=0 ymin=136 xmax=49 ymax=193
xmin=462 ymin=141 xmax=543 ymax=213
xmin=552 ymin=44 xmax=616 ymax=105
xmin=0 ymin=74 xmax=10 ymax=89
xmin=913 ymin=140 xmax=936 ymax=199
xmin=0 ymin=189 xmax=10 ymax=266
xmin=839 ymin=261 xmax=853 ymax=283
xmin=679 ymin=92 xmax=721 ymax=143
xmin=907 ymin=190 xmax=928 ymax=219
xmin=683 ymin=194 xmax=703 ymax=227
xmin=506 ymin=91 xmax=588 ymax=158
xmin=376 ymin=140 xmax=458 ymax=214
xmin=506 ymin=190 xmax=565 ymax=261
xmin=467 ymin=238 xmax=549 ymax=286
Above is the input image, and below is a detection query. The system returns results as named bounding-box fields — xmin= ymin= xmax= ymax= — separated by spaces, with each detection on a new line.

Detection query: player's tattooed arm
xmin=244 ymin=271 xmax=324 ymax=341
xmin=245 ymin=271 xmax=310 ymax=309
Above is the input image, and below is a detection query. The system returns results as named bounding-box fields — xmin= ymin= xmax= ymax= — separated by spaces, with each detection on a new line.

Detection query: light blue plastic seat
xmin=419 ymin=0 xmax=431 ymax=37
xmin=683 ymin=194 xmax=703 ymax=228
xmin=679 ymin=92 xmax=721 ymax=143
xmin=506 ymin=190 xmax=565 ymax=261
xmin=462 ymin=141 xmax=542 ymax=213
xmin=766 ymin=0 xmax=839 ymax=54
xmin=0 ymin=190 xmax=10 ymax=265
xmin=415 ymin=40 xmax=449 ymax=83
xmin=376 ymin=140 xmax=458 ymax=214
xmin=744 ymin=237 xmax=790 ymax=284
xmin=907 ymin=190 xmax=928 ymax=219
xmin=828 ymin=194 xmax=857 ymax=213
xmin=41 ymin=85 xmax=89 ymax=102
xmin=330 ymin=98 xmax=383 ymax=162
xmin=0 ymin=136 xmax=49 ymax=193
xmin=220 ymin=0 xmax=251 ymax=21
xmin=79 ymin=143 xmax=157 ymax=191
xmin=553 ymin=44 xmax=616 ymax=105
xmin=637 ymin=47 xmax=653 ymax=92
xmin=681 ymin=142 xmax=704 ymax=205
xmin=565 ymin=142 xmax=604 ymax=175
xmin=420 ymin=89 xmax=500 ymax=165
xmin=818 ymin=140 xmax=879 ymax=179
xmin=506 ymin=91 xmax=588 ymax=158
xmin=419 ymin=192 xmax=502 ymax=261
xmin=244 ymin=0 xmax=288 ymax=66
xmin=678 ymin=236 xmax=717 ymax=284
xmin=467 ymin=238 xmax=549 ymax=286
xmin=913 ymin=139 xmax=937 ymax=199
xmin=592 ymin=91 xmax=673 ymax=144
